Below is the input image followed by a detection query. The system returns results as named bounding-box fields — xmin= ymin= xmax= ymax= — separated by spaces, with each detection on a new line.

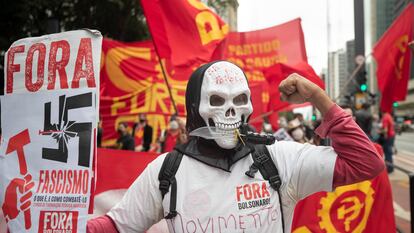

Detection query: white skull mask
xmin=199 ymin=61 xmax=253 ymax=149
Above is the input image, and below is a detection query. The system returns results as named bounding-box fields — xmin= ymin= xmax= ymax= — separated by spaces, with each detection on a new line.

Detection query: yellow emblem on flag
xmin=318 ymin=181 xmax=375 ymax=233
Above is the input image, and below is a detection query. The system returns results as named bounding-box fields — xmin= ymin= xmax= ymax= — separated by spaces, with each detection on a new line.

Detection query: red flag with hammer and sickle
xmin=373 ymin=3 xmax=413 ymax=113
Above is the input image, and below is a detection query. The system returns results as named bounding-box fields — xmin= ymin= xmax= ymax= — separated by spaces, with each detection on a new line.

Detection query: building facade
xmin=328 ymin=49 xmax=351 ymax=103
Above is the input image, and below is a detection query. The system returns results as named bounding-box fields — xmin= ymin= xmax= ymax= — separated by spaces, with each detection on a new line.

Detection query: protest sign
xmin=1 ymin=29 xmax=102 ymax=233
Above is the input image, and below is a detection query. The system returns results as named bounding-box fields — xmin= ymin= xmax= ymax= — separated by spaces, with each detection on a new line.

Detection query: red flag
xmin=373 ymin=3 xmax=413 ymax=113
xmin=264 ymin=62 xmax=325 ymax=111
xmin=141 ymin=0 xmax=229 ymax=67
xmin=212 ymin=18 xmax=308 ymax=83
xmin=292 ymin=143 xmax=395 ymax=233
xmin=140 ymin=0 xmax=170 ymax=58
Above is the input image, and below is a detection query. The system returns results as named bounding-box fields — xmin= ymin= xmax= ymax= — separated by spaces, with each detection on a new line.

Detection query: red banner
xmin=100 ymin=39 xmax=187 ymax=146
xmin=213 ymin=18 xmax=308 ymax=84
xmin=141 ymin=0 xmax=228 ymax=67
xmin=95 ymin=149 xmax=159 ymax=195
xmin=373 ymin=3 xmax=413 ymax=113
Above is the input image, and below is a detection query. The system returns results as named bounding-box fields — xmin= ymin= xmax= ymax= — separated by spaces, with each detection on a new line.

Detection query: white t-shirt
xmin=108 ymin=141 xmax=337 ymax=233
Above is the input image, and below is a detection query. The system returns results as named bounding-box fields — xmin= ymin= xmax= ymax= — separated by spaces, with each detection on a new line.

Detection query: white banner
xmin=1 ymin=30 xmax=102 ymax=233
xmin=4 ymin=29 xmax=102 ymax=95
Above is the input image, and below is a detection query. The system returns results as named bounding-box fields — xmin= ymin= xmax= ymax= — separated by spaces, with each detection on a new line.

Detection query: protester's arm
xmin=87 ymin=155 xmax=165 ymax=233
xmin=87 ymin=215 xmax=119 ymax=233
xmin=279 ymin=74 xmax=384 ymax=192
xmin=315 ymin=104 xmax=384 ymax=188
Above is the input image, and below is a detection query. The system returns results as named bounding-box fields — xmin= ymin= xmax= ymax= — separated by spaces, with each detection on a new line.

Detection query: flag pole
xmin=334 ymin=53 xmax=373 ymax=101
xmin=249 ymin=110 xmax=275 ymax=123
xmin=154 ymin=51 xmax=178 ymax=116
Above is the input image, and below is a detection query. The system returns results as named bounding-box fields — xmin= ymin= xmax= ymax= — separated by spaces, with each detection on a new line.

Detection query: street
xmin=396 ymin=132 xmax=414 ymax=159
xmin=391 ymin=131 xmax=414 ymax=232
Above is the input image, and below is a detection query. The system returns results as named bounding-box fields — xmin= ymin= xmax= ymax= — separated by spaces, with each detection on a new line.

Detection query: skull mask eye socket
xmin=210 ymin=94 xmax=225 ymax=106
xmin=233 ymin=93 xmax=248 ymax=106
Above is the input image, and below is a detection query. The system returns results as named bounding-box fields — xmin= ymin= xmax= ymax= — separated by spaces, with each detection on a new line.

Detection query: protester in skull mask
xmin=87 ymin=61 xmax=384 ymax=233
xmin=116 ymin=122 xmax=135 ymax=151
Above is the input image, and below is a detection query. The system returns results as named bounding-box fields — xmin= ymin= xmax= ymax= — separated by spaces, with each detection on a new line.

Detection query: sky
xmin=238 ymin=0 xmax=355 ymax=74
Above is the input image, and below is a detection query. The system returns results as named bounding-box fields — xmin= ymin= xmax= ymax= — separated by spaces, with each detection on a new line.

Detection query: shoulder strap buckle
xmin=255 ymin=152 xmax=269 ymax=164
xmin=165 ymin=211 xmax=178 ymax=219
xmin=268 ymin=175 xmax=282 ymax=190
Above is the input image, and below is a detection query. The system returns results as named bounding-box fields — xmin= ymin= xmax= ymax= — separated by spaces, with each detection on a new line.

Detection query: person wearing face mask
xmin=160 ymin=120 xmax=181 ymax=153
xmin=288 ymin=118 xmax=307 ymax=143
xmin=293 ymin=113 xmax=313 ymax=141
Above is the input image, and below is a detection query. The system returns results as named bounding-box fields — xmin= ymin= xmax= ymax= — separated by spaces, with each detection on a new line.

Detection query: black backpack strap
xmin=246 ymin=144 xmax=285 ymax=232
xmin=158 ymin=150 xmax=183 ymax=219
xmin=249 ymin=144 xmax=282 ymax=191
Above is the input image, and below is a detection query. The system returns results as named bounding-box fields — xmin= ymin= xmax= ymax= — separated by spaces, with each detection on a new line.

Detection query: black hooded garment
xmin=174 ymin=61 xmax=252 ymax=172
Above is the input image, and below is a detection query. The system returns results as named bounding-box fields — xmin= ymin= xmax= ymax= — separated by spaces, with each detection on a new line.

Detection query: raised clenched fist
xmin=278 ymin=73 xmax=322 ymax=104
xmin=279 ymin=73 xmax=334 ymax=116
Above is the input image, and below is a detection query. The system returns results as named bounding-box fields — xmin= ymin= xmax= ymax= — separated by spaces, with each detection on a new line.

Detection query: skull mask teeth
xmin=199 ymin=61 xmax=253 ymax=149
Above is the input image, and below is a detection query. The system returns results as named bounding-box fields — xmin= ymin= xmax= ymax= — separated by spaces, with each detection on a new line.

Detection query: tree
xmin=208 ymin=0 xmax=238 ymax=17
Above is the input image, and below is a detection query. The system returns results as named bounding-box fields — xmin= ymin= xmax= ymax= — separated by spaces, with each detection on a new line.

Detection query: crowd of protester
xmin=97 ymin=113 xmax=188 ymax=153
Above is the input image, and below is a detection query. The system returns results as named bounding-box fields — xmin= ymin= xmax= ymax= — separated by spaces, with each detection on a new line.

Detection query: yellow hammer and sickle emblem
xmin=337 ymin=197 xmax=364 ymax=231
xmin=318 ymin=181 xmax=374 ymax=233
xmin=394 ymin=35 xmax=409 ymax=80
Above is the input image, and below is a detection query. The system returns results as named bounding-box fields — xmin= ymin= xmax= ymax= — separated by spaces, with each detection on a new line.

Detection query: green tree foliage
xmin=0 ymin=0 xmax=150 ymax=48
xmin=208 ymin=0 xmax=238 ymax=17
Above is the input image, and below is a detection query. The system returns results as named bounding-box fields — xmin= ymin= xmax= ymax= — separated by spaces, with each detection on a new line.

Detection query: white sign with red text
xmin=0 ymin=30 xmax=102 ymax=233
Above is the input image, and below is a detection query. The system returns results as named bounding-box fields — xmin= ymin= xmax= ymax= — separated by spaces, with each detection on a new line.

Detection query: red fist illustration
xmin=2 ymin=174 xmax=34 ymax=229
